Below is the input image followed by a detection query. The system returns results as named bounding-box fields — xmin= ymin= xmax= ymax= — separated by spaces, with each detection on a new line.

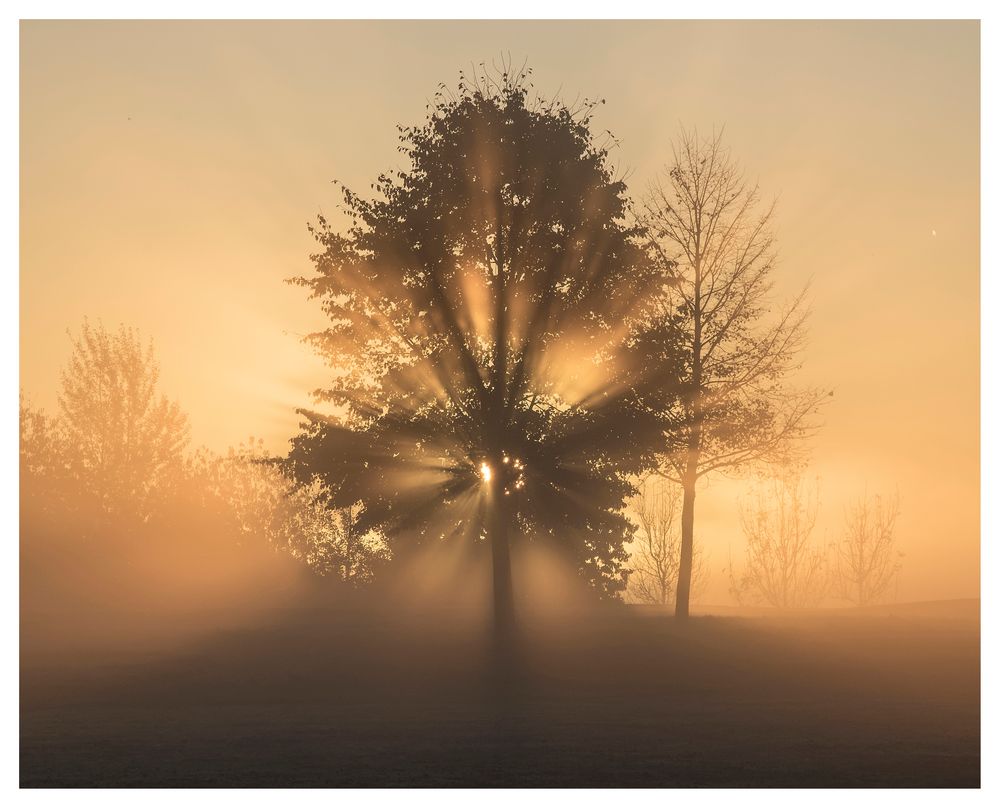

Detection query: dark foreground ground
xmin=21 ymin=598 xmax=980 ymax=787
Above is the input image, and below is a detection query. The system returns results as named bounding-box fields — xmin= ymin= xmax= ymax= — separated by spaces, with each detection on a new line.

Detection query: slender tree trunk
xmin=488 ymin=187 xmax=514 ymax=652
xmin=487 ymin=469 xmax=515 ymax=653
xmin=676 ymin=238 xmax=703 ymax=620
xmin=675 ymin=361 xmax=703 ymax=620
xmin=675 ymin=469 xmax=697 ymax=619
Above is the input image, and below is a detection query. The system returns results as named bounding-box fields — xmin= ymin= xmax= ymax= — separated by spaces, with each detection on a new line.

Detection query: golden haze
xmin=19 ymin=20 xmax=979 ymax=604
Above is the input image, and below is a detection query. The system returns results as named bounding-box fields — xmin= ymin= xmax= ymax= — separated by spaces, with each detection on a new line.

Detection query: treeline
xmin=20 ymin=321 xmax=389 ymax=652
xmin=626 ymin=472 xmax=903 ymax=610
xmin=22 ymin=64 xmax=907 ymax=629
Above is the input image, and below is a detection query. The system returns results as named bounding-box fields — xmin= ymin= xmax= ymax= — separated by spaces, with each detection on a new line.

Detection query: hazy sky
xmin=20 ymin=20 xmax=979 ymax=602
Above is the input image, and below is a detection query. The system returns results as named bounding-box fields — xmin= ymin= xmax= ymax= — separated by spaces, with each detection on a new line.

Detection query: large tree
xmin=640 ymin=129 xmax=828 ymax=618
xmin=288 ymin=67 xmax=683 ymax=641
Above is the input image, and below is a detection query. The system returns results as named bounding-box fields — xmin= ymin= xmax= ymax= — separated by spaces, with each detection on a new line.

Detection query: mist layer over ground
xmin=21 ymin=594 xmax=979 ymax=787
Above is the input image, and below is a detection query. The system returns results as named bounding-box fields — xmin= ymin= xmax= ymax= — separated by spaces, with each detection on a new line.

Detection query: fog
xmin=20 ymin=448 xmax=979 ymax=786
xmin=19 ymin=19 xmax=979 ymax=788
xmin=21 ymin=20 xmax=980 ymax=604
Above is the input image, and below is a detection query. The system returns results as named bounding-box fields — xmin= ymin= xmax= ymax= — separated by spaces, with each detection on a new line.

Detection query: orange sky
xmin=20 ymin=20 xmax=979 ymax=603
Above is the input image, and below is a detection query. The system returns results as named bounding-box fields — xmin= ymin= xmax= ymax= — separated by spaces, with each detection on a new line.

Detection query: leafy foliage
xmin=190 ymin=441 xmax=390 ymax=583
xmin=289 ymin=67 xmax=684 ymax=597
xmin=56 ymin=319 xmax=189 ymax=522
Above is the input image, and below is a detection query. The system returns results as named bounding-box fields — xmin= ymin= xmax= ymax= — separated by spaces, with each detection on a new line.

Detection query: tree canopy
xmin=288 ymin=67 xmax=684 ymax=599
xmin=56 ymin=319 xmax=190 ymax=521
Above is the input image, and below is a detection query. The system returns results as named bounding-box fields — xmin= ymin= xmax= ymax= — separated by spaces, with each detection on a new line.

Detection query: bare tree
xmin=627 ymin=477 xmax=708 ymax=606
xmin=729 ymin=471 xmax=829 ymax=609
xmin=640 ymin=128 xmax=829 ymax=618
xmin=836 ymin=490 xmax=902 ymax=606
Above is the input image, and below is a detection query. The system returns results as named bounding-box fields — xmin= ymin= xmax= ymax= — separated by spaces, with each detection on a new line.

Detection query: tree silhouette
xmin=836 ymin=489 xmax=902 ymax=606
xmin=728 ymin=471 xmax=829 ymax=609
xmin=640 ymin=128 xmax=828 ymax=618
xmin=627 ymin=476 xmax=708 ymax=607
xmin=288 ymin=65 xmax=684 ymax=641
xmin=57 ymin=319 xmax=189 ymax=522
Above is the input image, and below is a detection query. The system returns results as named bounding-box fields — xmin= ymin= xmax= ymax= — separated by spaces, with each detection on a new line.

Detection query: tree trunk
xmin=677 ymin=225 xmax=703 ymax=620
xmin=488 ymin=476 xmax=515 ymax=648
xmin=675 ymin=472 xmax=697 ymax=619
xmin=488 ymin=189 xmax=513 ymax=653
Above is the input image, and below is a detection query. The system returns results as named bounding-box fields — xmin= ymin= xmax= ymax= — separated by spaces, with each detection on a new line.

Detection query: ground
xmin=20 ymin=598 xmax=980 ymax=787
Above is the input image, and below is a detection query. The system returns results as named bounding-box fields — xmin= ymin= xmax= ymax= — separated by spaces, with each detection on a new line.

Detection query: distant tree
xmin=836 ymin=489 xmax=902 ymax=606
xmin=288 ymin=65 xmax=684 ymax=643
xmin=640 ymin=128 xmax=829 ymax=618
xmin=288 ymin=500 xmax=390 ymax=584
xmin=729 ymin=470 xmax=829 ymax=608
xmin=20 ymin=391 xmax=59 ymax=482
xmin=57 ymin=319 xmax=189 ymax=521
xmin=627 ymin=476 xmax=708 ymax=607
xmin=192 ymin=441 xmax=390 ymax=583
xmin=20 ymin=391 xmax=76 ymax=531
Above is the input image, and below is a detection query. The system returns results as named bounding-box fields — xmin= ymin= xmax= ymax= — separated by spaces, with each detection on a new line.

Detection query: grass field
xmin=20 ymin=598 xmax=980 ymax=787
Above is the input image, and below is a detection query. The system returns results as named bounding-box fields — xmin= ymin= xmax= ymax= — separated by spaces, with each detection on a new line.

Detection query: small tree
xmin=836 ymin=490 xmax=902 ymax=606
xmin=192 ymin=441 xmax=389 ymax=583
xmin=57 ymin=320 xmax=189 ymax=521
xmin=627 ymin=477 xmax=708 ymax=606
xmin=729 ymin=471 xmax=828 ymax=608
xmin=640 ymin=128 xmax=829 ymax=618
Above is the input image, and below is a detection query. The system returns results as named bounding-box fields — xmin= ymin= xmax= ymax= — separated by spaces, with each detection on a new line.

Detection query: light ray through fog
xmin=19 ymin=20 xmax=979 ymax=604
